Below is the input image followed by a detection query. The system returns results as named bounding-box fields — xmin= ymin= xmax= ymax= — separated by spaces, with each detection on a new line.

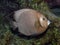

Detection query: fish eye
xmin=43 ymin=18 xmax=45 ymax=20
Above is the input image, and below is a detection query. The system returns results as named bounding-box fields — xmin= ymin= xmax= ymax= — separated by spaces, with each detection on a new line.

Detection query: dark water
xmin=51 ymin=8 xmax=60 ymax=17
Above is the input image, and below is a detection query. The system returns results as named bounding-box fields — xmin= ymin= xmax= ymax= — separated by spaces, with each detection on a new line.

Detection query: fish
xmin=11 ymin=9 xmax=50 ymax=36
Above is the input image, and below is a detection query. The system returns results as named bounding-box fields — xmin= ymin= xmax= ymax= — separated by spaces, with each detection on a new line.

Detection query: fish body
xmin=12 ymin=9 xmax=50 ymax=36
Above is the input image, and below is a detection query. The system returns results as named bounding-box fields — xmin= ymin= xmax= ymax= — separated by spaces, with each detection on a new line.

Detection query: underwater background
xmin=0 ymin=0 xmax=60 ymax=45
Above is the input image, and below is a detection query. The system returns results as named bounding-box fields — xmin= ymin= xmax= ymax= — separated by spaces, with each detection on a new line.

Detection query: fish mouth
xmin=48 ymin=20 xmax=51 ymax=25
